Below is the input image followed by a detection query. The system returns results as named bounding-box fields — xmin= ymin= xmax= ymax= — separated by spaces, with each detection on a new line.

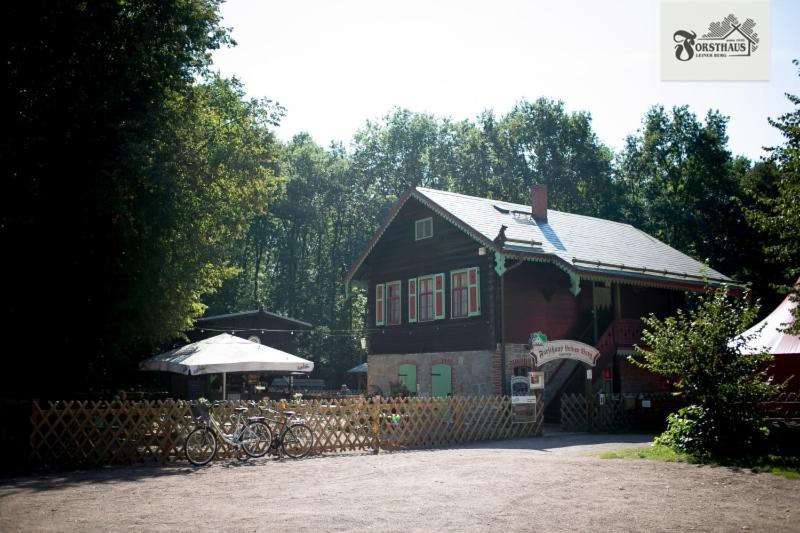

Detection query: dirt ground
xmin=1 ymin=430 xmax=798 ymax=532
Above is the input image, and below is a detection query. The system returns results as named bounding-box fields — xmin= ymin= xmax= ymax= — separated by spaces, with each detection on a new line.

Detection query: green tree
xmin=634 ymin=288 xmax=776 ymax=458
xmin=2 ymin=1 xmax=280 ymax=395
xmin=748 ymin=60 xmax=800 ymax=333
xmin=617 ymin=106 xmax=754 ymax=281
xmin=488 ymin=99 xmax=620 ymax=218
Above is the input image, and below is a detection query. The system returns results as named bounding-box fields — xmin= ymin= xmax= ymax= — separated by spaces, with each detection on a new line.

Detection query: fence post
xmin=371 ymin=396 xmax=381 ymax=454
xmin=585 ymin=364 xmax=593 ymax=432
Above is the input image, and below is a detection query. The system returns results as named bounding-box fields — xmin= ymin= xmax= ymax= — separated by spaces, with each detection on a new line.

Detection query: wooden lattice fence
xmin=30 ymin=394 xmax=543 ymax=467
xmin=560 ymin=393 xmax=678 ymax=432
xmin=560 ymin=393 xmax=589 ymax=431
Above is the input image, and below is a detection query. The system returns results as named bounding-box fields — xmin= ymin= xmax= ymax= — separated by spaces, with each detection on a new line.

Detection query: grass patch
xmin=600 ymin=444 xmax=800 ymax=479
xmin=599 ymin=444 xmax=695 ymax=463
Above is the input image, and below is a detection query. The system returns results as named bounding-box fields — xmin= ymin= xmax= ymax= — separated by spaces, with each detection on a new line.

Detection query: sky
xmin=211 ymin=0 xmax=800 ymax=161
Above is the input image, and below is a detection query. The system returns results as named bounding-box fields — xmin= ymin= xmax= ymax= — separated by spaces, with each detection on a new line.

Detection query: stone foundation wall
xmin=368 ymin=350 xmax=495 ymax=397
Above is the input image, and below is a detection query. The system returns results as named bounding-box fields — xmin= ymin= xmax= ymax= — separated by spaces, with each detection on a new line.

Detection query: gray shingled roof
xmin=414 ymin=187 xmax=734 ymax=286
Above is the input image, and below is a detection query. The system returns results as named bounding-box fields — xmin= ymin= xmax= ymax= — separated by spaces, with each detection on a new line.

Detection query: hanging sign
xmin=510 ymin=376 xmax=536 ymax=405
xmin=531 ymin=339 xmax=600 ymax=367
xmin=529 ymin=331 xmax=548 ymax=348
xmin=511 ymin=395 xmax=537 ymax=404
xmin=529 ymin=371 xmax=544 ymax=390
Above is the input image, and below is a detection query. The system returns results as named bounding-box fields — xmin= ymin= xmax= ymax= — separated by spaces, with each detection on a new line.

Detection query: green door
xmin=398 ymin=364 xmax=417 ymax=394
xmin=431 ymin=364 xmax=452 ymax=397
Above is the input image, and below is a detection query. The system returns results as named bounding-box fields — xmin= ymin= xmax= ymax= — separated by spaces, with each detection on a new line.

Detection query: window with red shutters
xmin=451 ymin=271 xmax=468 ymax=318
xmin=418 ymin=275 xmax=435 ymax=322
xmin=386 ymin=281 xmax=401 ymax=325
xmin=450 ymin=267 xmax=480 ymax=318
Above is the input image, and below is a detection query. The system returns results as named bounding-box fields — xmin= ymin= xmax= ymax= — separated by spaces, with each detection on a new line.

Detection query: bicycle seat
xmin=282 ymin=410 xmax=296 ymax=418
xmin=248 ymin=416 xmax=266 ymax=423
xmin=234 ymin=407 xmax=249 ymax=413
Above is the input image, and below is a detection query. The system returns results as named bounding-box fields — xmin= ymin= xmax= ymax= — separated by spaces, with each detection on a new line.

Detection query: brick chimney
xmin=531 ymin=184 xmax=547 ymax=222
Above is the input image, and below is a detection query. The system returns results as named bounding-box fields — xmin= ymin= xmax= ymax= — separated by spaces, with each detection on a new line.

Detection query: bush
xmin=655 ymin=404 xmax=770 ymax=458
xmin=634 ymin=286 xmax=778 ymax=459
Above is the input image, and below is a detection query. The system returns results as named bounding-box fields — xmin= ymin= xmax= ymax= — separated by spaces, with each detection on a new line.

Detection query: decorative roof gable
xmin=344 ymin=187 xmax=736 ymax=290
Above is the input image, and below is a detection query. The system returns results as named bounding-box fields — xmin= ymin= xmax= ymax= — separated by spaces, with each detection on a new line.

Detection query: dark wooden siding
xmin=619 ymin=285 xmax=683 ymax=321
xmin=362 ymin=198 xmax=493 ymax=354
xmin=188 ymin=313 xmax=308 ymax=353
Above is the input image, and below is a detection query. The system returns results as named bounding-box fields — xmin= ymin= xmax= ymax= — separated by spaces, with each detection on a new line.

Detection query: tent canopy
xmin=347 ymin=362 xmax=367 ymax=373
xmin=736 ymin=291 xmax=800 ymax=356
xmin=140 ymin=333 xmax=314 ymax=375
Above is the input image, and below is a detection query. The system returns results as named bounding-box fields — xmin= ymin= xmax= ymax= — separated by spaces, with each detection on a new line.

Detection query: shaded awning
xmin=735 ymin=289 xmax=800 ymax=355
xmin=140 ymin=333 xmax=314 ymax=375
xmin=347 ymin=362 xmax=368 ymax=373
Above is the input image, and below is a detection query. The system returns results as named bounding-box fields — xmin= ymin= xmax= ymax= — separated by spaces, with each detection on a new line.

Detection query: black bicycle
xmin=258 ymin=406 xmax=314 ymax=459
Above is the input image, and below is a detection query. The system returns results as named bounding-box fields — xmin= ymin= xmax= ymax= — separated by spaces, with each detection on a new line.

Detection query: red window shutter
xmin=376 ymin=284 xmax=385 ymax=326
xmin=434 ymin=273 xmax=445 ymax=319
xmin=468 ymin=267 xmax=480 ymax=316
xmin=408 ymin=278 xmax=417 ymax=323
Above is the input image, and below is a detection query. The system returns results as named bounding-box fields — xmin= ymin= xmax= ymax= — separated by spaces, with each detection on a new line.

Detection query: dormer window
xmin=415 ymin=217 xmax=433 ymax=241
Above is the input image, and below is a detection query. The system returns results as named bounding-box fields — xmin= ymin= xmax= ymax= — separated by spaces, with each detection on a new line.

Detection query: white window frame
xmin=415 ymin=217 xmax=433 ymax=241
xmin=385 ymin=280 xmax=402 ymax=325
xmin=417 ymin=274 xmax=436 ymax=322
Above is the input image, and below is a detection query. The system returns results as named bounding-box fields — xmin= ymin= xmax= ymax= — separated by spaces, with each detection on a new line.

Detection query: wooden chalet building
xmin=344 ymin=185 xmax=736 ymax=408
xmin=168 ymin=309 xmax=313 ymax=399
xmin=188 ymin=308 xmax=311 ymax=353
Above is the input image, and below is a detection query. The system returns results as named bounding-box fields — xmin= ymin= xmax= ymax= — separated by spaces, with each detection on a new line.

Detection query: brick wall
xmin=368 ymin=350 xmax=494 ymax=396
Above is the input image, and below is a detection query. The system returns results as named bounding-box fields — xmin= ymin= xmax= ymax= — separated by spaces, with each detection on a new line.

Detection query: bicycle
xmin=185 ymin=402 xmax=273 ymax=466
xmin=258 ymin=406 xmax=314 ymax=459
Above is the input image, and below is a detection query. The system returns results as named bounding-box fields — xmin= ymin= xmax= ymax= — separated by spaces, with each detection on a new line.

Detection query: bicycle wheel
xmin=281 ymin=423 xmax=314 ymax=459
xmin=185 ymin=427 xmax=217 ymax=466
xmin=242 ymin=421 xmax=273 ymax=458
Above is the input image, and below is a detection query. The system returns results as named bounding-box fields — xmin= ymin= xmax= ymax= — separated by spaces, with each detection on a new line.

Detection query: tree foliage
xmin=616 ymin=106 xmax=751 ymax=276
xmin=748 ymin=60 xmax=800 ymax=333
xmin=2 ymin=1 xmax=281 ymax=395
xmin=5 ymin=1 xmax=797 ymax=397
xmin=634 ymin=288 xmax=776 ymax=457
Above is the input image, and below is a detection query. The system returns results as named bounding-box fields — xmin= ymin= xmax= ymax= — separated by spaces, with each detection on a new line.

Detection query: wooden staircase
xmin=544 ymin=319 xmax=644 ymax=422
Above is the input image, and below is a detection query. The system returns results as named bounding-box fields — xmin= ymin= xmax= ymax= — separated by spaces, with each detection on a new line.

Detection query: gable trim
xmin=343 ymin=187 xmax=741 ymax=293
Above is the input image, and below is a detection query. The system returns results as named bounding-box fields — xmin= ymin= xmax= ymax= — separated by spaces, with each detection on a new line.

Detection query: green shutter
xmin=408 ymin=278 xmax=418 ymax=323
xmin=375 ymin=283 xmax=385 ymax=326
xmin=398 ymin=364 xmax=417 ymax=395
xmin=431 ymin=364 xmax=452 ymax=397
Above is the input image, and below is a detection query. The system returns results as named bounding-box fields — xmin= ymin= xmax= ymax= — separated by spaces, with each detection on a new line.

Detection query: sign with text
xmin=661 ymin=0 xmax=770 ymax=80
xmin=511 ymin=395 xmax=537 ymax=405
xmin=531 ymin=340 xmax=600 ymax=368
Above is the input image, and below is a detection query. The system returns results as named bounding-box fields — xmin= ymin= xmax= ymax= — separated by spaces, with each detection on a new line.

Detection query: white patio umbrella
xmin=140 ymin=333 xmax=314 ymax=399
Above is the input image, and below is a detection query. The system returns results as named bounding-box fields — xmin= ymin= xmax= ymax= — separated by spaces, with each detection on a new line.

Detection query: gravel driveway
xmin=1 ymin=430 xmax=798 ymax=532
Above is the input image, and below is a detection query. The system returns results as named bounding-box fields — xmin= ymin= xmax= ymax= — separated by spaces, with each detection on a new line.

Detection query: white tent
xmin=140 ymin=333 xmax=314 ymax=398
xmin=736 ymin=292 xmax=800 ymax=356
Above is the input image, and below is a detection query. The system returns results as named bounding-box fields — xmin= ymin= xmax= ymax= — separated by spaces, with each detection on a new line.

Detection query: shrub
xmin=634 ymin=286 xmax=778 ymax=459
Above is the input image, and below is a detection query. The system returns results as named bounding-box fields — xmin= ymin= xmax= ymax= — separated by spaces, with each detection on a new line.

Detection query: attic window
xmin=415 ymin=217 xmax=433 ymax=241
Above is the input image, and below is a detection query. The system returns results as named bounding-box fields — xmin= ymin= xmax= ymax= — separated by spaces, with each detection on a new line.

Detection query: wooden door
xmin=398 ymin=364 xmax=417 ymax=394
xmin=431 ymin=364 xmax=452 ymax=397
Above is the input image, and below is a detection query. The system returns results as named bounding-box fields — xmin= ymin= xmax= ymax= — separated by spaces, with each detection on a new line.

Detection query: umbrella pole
xmin=222 ymin=372 xmax=227 ymax=400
